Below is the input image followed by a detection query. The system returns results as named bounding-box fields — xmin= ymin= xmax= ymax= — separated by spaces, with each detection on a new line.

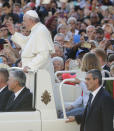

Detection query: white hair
xmin=67 ymin=17 xmax=77 ymax=24
xmin=57 ymin=24 xmax=66 ymax=33
xmin=86 ymin=25 xmax=95 ymax=32
xmin=54 ymin=33 xmax=65 ymax=42
xmin=52 ymin=56 xmax=64 ymax=65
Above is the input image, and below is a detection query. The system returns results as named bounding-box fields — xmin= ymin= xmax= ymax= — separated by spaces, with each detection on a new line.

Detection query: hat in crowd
xmin=25 ymin=10 xmax=38 ymax=18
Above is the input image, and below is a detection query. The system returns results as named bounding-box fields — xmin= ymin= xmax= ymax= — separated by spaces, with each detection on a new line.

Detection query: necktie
xmin=8 ymin=93 xmax=15 ymax=104
xmin=86 ymin=93 xmax=93 ymax=118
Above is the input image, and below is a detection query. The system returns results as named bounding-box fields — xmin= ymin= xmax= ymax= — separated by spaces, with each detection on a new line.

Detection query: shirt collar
xmin=14 ymin=87 xmax=25 ymax=99
xmin=0 ymin=86 xmax=7 ymax=93
xmin=91 ymin=86 xmax=102 ymax=99
xmin=31 ymin=22 xmax=41 ymax=32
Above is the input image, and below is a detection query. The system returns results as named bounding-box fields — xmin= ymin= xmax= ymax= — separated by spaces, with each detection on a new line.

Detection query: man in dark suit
xmin=66 ymin=69 xmax=114 ymax=131
xmin=0 ymin=68 xmax=12 ymax=111
xmin=5 ymin=69 xmax=33 ymax=111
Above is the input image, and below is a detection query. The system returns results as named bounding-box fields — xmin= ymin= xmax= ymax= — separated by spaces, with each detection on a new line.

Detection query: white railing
xmin=103 ymin=77 xmax=114 ymax=80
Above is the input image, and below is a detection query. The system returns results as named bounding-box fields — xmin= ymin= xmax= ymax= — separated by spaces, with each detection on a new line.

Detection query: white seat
xmin=54 ymin=83 xmax=82 ymax=110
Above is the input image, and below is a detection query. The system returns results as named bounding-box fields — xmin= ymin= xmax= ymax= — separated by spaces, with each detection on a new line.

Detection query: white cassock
xmin=11 ymin=22 xmax=55 ymax=83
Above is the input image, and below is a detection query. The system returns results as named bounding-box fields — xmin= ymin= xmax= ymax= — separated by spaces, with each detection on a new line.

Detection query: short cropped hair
xmin=9 ymin=70 xmax=26 ymax=87
xmin=87 ymin=69 xmax=102 ymax=86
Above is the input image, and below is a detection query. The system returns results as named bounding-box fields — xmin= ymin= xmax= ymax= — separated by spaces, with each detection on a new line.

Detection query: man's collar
xmin=14 ymin=87 xmax=25 ymax=99
xmin=91 ymin=86 xmax=102 ymax=99
xmin=0 ymin=86 xmax=7 ymax=93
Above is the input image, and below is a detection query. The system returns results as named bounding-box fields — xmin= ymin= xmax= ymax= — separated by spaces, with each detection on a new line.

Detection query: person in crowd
xmin=51 ymin=42 xmax=64 ymax=58
xmin=86 ymin=25 xmax=95 ymax=42
xmin=0 ymin=68 xmax=12 ymax=111
xmin=52 ymin=56 xmax=64 ymax=72
xmin=52 ymin=56 xmax=64 ymax=81
xmin=1 ymin=2 xmax=19 ymax=24
xmin=54 ymin=33 xmax=65 ymax=47
xmin=92 ymin=48 xmax=110 ymax=72
xmin=108 ymin=54 xmax=114 ymax=67
xmin=5 ymin=69 xmax=32 ymax=111
xmin=66 ymin=69 xmax=114 ymax=131
xmin=67 ymin=17 xmax=79 ymax=37
xmin=95 ymin=27 xmax=105 ymax=44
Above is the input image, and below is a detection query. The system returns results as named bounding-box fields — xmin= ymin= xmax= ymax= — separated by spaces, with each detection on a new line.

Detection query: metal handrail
xmin=59 ymin=78 xmax=75 ymax=119
xmin=103 ymin=77 xmax=114 ymax=80
xmin=9 ymin=67 xmax=38 ymax=73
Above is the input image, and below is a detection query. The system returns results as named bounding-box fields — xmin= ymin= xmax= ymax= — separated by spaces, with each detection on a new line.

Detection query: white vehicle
xmin=0 ymin=69 xmax=113 ymax=131
xmin=0 ymin=69 xmax=81 ymax=131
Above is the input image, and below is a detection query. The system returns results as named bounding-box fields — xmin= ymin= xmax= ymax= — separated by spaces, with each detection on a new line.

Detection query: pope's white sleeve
xmin=27 ymin=51 xmax=49 ymax=70
xmin=11 ymin=32 xmax=28 ymax=48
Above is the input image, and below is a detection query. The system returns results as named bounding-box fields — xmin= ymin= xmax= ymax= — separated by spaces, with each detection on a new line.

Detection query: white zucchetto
xmin=25 ymin=10 xmax=39 ymax=18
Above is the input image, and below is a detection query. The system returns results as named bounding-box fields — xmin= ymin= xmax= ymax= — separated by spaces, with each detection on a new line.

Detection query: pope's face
xmin=23 ymin=15 xmax=31 ymax=31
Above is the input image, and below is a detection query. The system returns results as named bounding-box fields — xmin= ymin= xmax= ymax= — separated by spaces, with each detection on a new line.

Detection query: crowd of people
xmin=0 ymin=0 xmax=113 ymax=75
xmin=0 ymin=0 xmax=114 ymax=131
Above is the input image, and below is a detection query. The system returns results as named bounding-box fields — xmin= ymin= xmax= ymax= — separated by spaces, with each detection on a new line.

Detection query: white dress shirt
xmin=14 ymin=87 xmax=25 ymax=100
xmin=0 ymin=86 xmax=7 ymax=93
xmin=91 ymin=86 xmax=102 ymax=103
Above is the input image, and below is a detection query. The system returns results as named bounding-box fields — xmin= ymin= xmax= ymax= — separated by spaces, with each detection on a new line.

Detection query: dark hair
xmin=0 ymin=68 xmax=9 ymax=82
xmin=3 ymin=2 xmax=11 ymax=8
xmin=87 ymin=69 xmax=102 ymax=86
xmin=79 ymin=29 xmax=86 ymax=35
xmin=108 ymin=54 xmax=114 ymax=63
xmin=96 ymin=27 xmax=104 ymax=34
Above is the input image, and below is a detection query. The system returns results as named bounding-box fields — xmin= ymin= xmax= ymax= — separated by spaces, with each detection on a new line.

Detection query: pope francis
xmin=7 ymin=10 xmax=55 ymax=78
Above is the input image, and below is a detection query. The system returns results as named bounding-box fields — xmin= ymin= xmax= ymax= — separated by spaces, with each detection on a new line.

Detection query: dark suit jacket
xmin=0 ymin=86 xmax=12 ymax=111
xmin=5 ymin=87 xmax=33 ymax=111
xmin=75 ymin=87 xmax=114 ymax=131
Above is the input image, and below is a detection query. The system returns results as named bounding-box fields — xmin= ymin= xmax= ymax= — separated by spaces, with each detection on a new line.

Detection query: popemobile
xmin=0 ymin=68 xmax=113 ymax=131
xmin=0 ymin=68 xmax=81 ymax=131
